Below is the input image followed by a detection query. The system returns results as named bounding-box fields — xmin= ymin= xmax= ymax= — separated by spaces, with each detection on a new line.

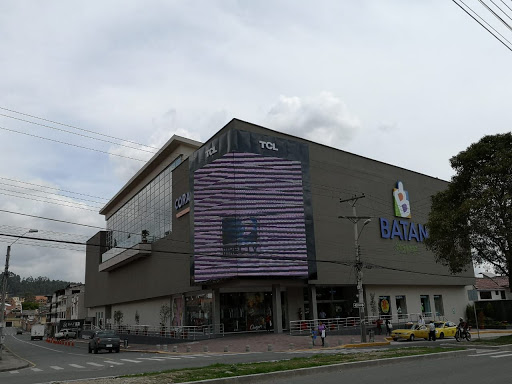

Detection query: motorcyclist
xmin=458 ymin=317 xmax=468 ymax=334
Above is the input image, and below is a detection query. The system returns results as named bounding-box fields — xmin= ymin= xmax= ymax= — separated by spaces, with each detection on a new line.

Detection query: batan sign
xmin=379 ymin=181 xmax=429 ymax=242
xmin=175 ymin=192 xmax=191 ymax=210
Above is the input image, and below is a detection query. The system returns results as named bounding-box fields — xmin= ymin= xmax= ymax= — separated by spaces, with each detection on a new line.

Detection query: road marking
xmin=50 ymin=366 xmax=64 ymax=370
xmin=159 ymin=357 xmax=182 ymax=360
xmin=181 ymin=356 xmax=197 ymax=359
xmin=491 ymin=353 xmax=512 ymax=358
xmin=9 ymin=371 xmax=19 ymax=374
xmin=137 ymin=357 xmax=168 ymax=361
xmin=69 ymin=364 xmax=86 ymax=368
xmin=104 ymin=360 xmax=124 ymax=365
xmin=87 ymin=362 xmax=105 ymax=366
xmin=468 ymin=351 xmax=507 ymax=357
xmin=31 ymin=368 xmax=43 ymax=372
xmin=120 ymin=359 xmax=142 ymax=363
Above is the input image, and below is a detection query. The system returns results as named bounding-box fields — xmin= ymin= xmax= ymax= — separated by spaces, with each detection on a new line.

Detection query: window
xmin=434 ymin=295 xmax=444 ymax=316
xmin=420 ymin=295 xmax=431 ymax=315
xmin=480 ymin=291 xmax=492 ymax=300
xmin=395 ymin=295 xmax=407 ymax=318
xmin=501 ymin=291 xmax=506 ymax=299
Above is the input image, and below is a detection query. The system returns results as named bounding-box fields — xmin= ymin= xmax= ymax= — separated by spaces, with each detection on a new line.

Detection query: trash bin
xmin=368 ymin=330 xmax=375 ymax=342
xmin=123 ymin=339 xmax=128 ymax=348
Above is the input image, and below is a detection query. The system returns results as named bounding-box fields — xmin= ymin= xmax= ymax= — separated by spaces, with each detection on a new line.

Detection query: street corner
xmin=0 ymin=351 xmax=30 ymax=373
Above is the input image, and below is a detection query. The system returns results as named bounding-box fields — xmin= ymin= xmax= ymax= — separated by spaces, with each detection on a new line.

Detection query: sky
xmin=0 ymin=1 xmax=511 ymax=284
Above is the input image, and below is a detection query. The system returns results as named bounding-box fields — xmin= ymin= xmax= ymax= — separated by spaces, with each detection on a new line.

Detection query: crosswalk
xmin=468 ymin=349 xmax=512 ymax=359
xmin=4 ymin=353 xmax=222 ymax=375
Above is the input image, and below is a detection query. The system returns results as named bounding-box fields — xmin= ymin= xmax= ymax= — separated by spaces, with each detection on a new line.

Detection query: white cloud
xmin=264 ymin=93 xmax=361 ymax=148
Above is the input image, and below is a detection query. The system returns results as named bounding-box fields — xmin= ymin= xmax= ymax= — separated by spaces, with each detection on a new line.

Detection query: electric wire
xmin=0 ymin=125 xmax=148 ymax=162
xmin=0 ymin=113 xmax=157 ymax=154
xmin=0 ymin=106 xmax=160 ymax=150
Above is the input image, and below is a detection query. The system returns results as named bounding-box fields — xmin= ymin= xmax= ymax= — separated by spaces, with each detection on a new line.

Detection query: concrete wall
xmin=111 ymin=297 xmax=171 ymax=326
xmin=365 ymin=284 xmax=469 ymax=322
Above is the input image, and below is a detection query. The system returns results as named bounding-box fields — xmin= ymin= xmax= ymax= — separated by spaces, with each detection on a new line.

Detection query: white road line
xmin=120 ymin=359 xmax=142 ymax=363
xmin=468 ymin=351 xmax=507 ymax=357
xmin=31 ymin=368 xmax=43 ymax=372
xmin=137 ymin=358 xmax=167 ymax=361
xmin=9 ymin=371 xmax=19 ymax=374
xmin=69 ymin=364 xmax=86 ymax=368
xmin=50 ymin=366 xmax=64 ymax=370
xmin=181 ymin=356 xmax=197 ymax=359
xmin=104 ymin=360 xmax=124 ymax=365
xmin=491 ymin=353 xmax=512 ymax=358
xmin=159 ymin=357 xmax=182 ymax=360
xmin=87 ymin=362 xmax=105 ymax=367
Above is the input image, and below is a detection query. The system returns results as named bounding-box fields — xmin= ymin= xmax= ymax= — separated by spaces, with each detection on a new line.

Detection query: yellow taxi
xmin=391 ymin=322 xmax=429 ymax=341
xmin=434 ymin=321 xmax=457 ymax=339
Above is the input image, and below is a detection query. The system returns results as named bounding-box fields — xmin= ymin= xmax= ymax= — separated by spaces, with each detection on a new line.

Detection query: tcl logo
xmin=206 ymin=146 xmax=218 ymax=157
xmin=259 ymin=141 xmax=278 ymax=151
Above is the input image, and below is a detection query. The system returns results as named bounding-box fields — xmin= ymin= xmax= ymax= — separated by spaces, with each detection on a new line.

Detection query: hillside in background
xmin=2 ymin=273 xmax=76 ymax=297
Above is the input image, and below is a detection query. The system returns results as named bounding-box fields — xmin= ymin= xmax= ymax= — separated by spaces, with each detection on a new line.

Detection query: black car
xmin=88 ymin=330 xmax=121 ymax=354
xmin=16 ymin=328 xmax=23 ymax=335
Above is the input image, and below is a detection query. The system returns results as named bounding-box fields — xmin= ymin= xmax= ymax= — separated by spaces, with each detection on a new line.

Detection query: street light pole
xmin=0 ymin=229 xmax=38 ymax=360
xmin=339 ymin=194 xmax=371 ymax=344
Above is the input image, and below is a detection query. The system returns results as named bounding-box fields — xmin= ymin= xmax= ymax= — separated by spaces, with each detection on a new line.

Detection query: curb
xmin=179 ymin=349 xmax=472 ymax=384
xmin=0 ymin=351 xmax=30 ymax=373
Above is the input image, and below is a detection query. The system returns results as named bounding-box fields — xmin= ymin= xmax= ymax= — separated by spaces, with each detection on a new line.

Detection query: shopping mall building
xmin=85 ymin=119 xmax=474 ymax=333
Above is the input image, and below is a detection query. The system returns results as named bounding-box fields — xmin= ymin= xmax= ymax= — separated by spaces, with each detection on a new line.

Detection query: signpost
xmin=467 ymin=289 xmax=480 ymax=340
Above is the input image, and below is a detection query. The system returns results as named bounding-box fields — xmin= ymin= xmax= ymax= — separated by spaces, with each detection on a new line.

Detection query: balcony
xmin=99 ymin=243 xmax=152 ymax=272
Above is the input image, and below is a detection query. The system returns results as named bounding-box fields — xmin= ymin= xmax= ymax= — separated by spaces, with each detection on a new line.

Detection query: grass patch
xmin=121 ymin=346 xmax=463 ymax=383
xmin=472 ymin=335 xmax=512 ymax=345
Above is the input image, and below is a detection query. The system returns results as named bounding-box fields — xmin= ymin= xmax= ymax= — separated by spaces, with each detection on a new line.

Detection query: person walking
xmin=418 ymin=314 xmax=425 ymax=327
xmin=318 ymin=321 xmax=326 ymax=347
xmin=428 ymin=321 xmax=436 ymax=341
xmin=385 ymin=319 xmax=393 ymax=336
xmin=265 ymin=314 xmax=272 ymax=332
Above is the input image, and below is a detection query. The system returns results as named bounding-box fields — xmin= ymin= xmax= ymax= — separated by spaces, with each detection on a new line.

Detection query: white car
xmin=55 ymin=329 xmax=77 ymax=339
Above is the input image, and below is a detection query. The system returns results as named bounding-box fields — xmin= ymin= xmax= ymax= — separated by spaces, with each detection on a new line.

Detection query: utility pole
xmin=339 ymin=194 xmax=371 ymax=343
xmin=0 ymin=246 xmax=11 ymax=360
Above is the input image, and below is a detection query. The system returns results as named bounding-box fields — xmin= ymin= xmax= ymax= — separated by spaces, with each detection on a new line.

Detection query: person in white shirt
xmin=428 ymin=321 xmax=436 ymax=341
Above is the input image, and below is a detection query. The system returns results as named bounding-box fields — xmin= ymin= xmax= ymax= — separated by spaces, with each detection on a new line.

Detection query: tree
xmin=425 ymin=133 xmax=512 ymax=290
xmin=160 ymin=304 xmax=171 ymax=327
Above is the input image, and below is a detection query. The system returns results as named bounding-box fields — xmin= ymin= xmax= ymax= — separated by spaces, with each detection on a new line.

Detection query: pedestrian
xmin=418 ymin=314 xmax=425 ymax=327
xmin=319 ymin=310 xmax=326 ymax=319
xmin=265 ymin=314 xmax=272 ymax=332
xmin=318 ymin=321 xmax=326 ymax=347
xmin=385 ymin=319 xmax=393 ymax=336
xmin=375 ymin=318 xmax=383 ymax=335
xmin=428 ymin=321 xmax=436 ymax=341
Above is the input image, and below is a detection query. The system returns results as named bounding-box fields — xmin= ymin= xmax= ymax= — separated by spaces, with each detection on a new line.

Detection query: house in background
xmin=475 ymin=273 xmax=511 ymax=301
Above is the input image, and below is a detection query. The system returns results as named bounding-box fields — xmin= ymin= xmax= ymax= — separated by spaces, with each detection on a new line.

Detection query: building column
xmin=272 ymin=284 xmax=283 ymax=333
xmin=212 ymin=288 xmax=221 ymax=334
xmin=308 ymin=285 xmax=318 ymax=320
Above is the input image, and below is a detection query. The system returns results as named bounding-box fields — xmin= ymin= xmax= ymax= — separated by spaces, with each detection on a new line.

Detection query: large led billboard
xmin=191 ymin=128 xmax=316 ymax=283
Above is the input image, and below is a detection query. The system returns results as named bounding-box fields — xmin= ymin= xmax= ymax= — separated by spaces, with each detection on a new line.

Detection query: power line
xmin=0 ymin=190 xmax=99 ymax=212
xmin=0 ymin=113 xmax=158 ymax=154
xmin=0 ymin=125 xmax=148 ymax=162
xmin=454 ymin=0 xmax=512 ymax=51
xmin=0 ymin=186 xmax=103 ymax=209
xmin=0 ymin=176 xmax=109 ymax=201
xmin=0 ymin=106 xmax=159 ymax=150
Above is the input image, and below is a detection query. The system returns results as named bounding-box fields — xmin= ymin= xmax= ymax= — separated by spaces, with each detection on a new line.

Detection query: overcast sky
xmin=0 ymin=1 xmax=510 ymax=284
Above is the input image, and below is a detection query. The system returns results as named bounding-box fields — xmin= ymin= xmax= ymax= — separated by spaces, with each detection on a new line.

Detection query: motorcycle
xmin=455 ymin=325 xmax=472 ymax=342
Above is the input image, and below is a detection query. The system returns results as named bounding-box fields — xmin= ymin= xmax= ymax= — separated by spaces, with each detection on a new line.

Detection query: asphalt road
xmin=1 ymin=329 xmax=359 ymax=384
xmin=266 ymin=347 xmax=512 ymax=384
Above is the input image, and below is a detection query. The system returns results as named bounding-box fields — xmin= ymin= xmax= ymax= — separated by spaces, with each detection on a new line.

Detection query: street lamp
xmin=355 ymin=219 xmax=371 ymax=342
xmin=0 ymin=229 xmax=38 ymax=360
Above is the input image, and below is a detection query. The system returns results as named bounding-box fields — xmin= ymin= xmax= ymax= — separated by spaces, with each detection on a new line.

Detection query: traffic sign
xmin=353 ymin=303 xmax=365 ymax=308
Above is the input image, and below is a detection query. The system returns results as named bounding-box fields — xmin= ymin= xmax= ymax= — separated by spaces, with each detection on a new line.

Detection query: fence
xmin=289 ymin=312 xmax=448 ymax=335
xmin=103 ymin=323 xmax=224 ymax=340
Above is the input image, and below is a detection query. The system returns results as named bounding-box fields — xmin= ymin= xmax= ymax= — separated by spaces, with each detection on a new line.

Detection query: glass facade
xmin=105 ymin=156 xmax=182 ymax=255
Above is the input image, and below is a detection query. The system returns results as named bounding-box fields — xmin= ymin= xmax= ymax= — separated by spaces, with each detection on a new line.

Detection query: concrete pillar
xmin=308 ymin=285 xmax=318 ymax=321
xmin=272 ymin=284 xmax=283 ymax=333
xmin=212 ymin=288 xmax=221 ymax=334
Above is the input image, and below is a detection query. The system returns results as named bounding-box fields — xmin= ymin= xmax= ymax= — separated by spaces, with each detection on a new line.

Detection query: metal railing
xmin=104 ymin=323 xmax=224 ymax=340
xmin=289 ymin=312 xmax=449 ymax=335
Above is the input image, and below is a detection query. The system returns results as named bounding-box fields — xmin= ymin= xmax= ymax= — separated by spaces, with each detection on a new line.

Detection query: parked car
xmin=88 ymin=330 xmax=120 ymax=354
xmin=30 ymin=324 xmax=45 ymax=340
xmin=55 ymin=328 xmax=77 ymax=339
xmin=434 ymin=321 xmax=457 ymax=339
xmin=16 ymin=328 xmax=23 ymax=335
xmin=391 ymin=322 xmax=429 ymax=341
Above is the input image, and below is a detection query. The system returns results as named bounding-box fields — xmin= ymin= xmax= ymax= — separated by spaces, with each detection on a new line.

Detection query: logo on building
xmin=206 ymin=146 xmax=218 ymax=158
xmin=259 ymin=141 xmax=278 ymax=151
xmin=175 ymin=192 xmax=191 ymax=210
xmin=393 ymin=181 xmax=411 ymax=218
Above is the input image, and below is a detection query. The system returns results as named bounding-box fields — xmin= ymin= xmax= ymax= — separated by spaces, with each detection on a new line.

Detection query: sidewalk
xmin=118 ymin=331 xmax=391 ymax=354
xmin=0 ymin=349 xmax=29 ymax=372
